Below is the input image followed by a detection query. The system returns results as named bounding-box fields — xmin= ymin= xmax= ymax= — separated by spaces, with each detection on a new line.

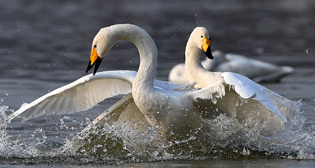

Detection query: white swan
xmin=169 ymin=36 xmax=293 ymax=84
xmin=8 ymin=24 xmax=290 ymax=144
xmin=182 ymin=27 xmax=293 ymax=122
xmin=8 ymin=24 xmax=230 ymax=140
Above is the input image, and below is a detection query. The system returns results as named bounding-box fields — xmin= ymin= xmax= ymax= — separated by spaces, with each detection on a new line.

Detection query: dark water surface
xmin=1 ymin=0 xmax=315 ymax=167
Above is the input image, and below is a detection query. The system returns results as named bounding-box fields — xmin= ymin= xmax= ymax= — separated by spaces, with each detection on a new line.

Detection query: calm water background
xmin=1 ymin=0 xmax=315 ymax=167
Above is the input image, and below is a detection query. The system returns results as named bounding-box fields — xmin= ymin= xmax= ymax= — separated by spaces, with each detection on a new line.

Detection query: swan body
xmin=169 ymin=50 xmax=294 ymax=84
xmin=9 ymin=24 xmax=291 ymax=151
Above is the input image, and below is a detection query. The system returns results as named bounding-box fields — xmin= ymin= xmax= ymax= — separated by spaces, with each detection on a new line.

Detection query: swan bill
xmin=201 ymin=37 xmax=214 ymax=59
xmin=204 ymin=46 xmax=214 ymax=59
xmin=86 ymin=47 xmax=103 ymax=75
xmin=86 ymin=56 xmax=103 ymax=75
xmin=90 ymin=47 xmax=99 ymax=65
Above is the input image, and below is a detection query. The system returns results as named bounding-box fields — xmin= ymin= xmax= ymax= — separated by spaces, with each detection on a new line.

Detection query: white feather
xmin=9 ymin=70 xmax=136 ymax=122
xmin=222 ymin=72 xmax=289 ymax=122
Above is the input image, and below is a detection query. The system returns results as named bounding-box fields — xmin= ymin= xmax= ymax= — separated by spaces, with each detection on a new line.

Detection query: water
xmin=1 ymin=0 xmax=315 ymax=167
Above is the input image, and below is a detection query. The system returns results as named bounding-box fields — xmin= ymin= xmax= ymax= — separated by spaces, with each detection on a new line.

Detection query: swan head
xmin=86 ymin=27 xmax=117 ymax=75
xmin=191 ymin=27 xmax=214 ymax=59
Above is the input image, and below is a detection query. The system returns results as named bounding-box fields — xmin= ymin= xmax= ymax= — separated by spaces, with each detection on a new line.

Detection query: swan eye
xmin=201 ymin=35 xmax=203 ymax=38
xmin=94 ymin=45 xmax=97 ymax=48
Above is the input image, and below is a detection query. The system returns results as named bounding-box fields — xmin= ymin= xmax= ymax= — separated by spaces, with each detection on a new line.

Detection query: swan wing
xmin=9 ymin=70 xmax=137 ymax=122
xmin=221 ymin=72 xmax=290 ymax=122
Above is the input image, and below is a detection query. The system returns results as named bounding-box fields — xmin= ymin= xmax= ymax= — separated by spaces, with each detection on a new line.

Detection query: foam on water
xmin=1 ymin=100 xmax=315 ymax=164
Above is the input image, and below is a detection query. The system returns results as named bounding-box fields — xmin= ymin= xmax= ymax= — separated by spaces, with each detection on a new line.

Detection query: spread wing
xmin=9 ymin=70 xmax=137 ymax=122
xmin=222 ymin=72 xmax=291 ymax=122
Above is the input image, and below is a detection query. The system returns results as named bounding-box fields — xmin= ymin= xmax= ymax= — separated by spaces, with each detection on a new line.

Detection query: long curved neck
xmin=109 ymin=24 xmax=158 ymax=89
xmin=185 ymin=37 xmax=207 ymax=82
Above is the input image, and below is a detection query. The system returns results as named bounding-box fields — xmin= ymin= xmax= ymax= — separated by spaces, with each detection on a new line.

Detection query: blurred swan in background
xmin=169 ymin=47 xmax=293 ymax=84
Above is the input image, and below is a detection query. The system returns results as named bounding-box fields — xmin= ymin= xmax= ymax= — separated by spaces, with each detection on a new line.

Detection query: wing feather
xmin=222 ymin=72 xmax=291 ymax=122
xmin=9 ymin=70 xmax=137 ymax=122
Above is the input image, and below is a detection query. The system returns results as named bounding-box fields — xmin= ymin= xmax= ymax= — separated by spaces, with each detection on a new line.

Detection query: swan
xmin=8 ymin=24 xmax=229 ymax=140
xmin=169 ymin=38 xmax=293 ymax=84
xmin=8 ymin=24 xmax=290 ymax=148
xmin=181 ymin=26 xmax=293 ymax=122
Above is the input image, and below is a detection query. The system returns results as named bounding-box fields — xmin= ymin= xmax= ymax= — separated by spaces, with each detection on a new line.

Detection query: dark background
xmin=1 ymin=0 xmax=314 ymax=83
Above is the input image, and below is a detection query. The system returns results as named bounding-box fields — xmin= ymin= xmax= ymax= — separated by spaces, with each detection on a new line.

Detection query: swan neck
xmin=110 ymin=25 xmax=158 ymax=87
xmin=185 ymin=38 xmax=207 ymax=79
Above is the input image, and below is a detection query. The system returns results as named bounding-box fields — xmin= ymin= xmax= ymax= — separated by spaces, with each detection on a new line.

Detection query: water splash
xmin=1 ymin=100 xmax=315 ymax=164
xmin=59 ymin=99 xmax=315 ymax=162
xmin=202 ymin=100 xmax=315 ymax=160
xmin=0 ymin=106 xmax=37 ymax=158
